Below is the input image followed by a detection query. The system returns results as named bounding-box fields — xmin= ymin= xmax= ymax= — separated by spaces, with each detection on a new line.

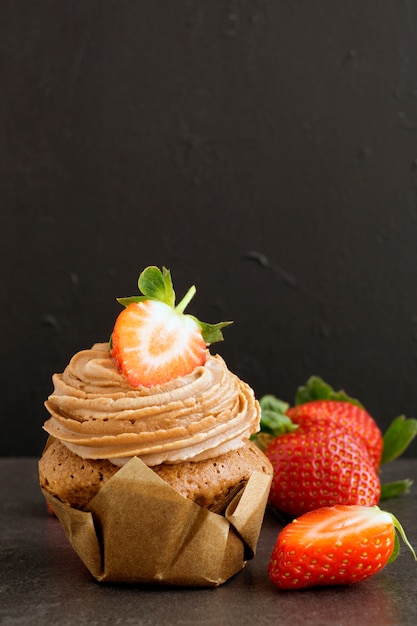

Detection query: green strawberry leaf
xmin=251 ymin=394 xmax=298 ymax=451
xmin=117 ymin=266 xmax=176 ymax=308
xmin=295 ymin=375 xmax=363 ymax=408
xmin=191 ymin=318 xmax=233 ymax=344
xmin=388 ymin=531 xmax=400 ymax=564
xmin=380 ymin=479 xmax=413 ymax=500
xmin=387 ymin=510 xmax=417 ymax=563
xmin=259 ymin=395 xmax=298 ymax=436
xmin=138 ymin=266 xmax=176 ymax=306
xmin=381 ymin=415 xmax=417 ymax=465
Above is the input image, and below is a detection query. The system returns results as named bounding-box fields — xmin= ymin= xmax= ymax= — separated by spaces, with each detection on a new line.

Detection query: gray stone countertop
xmin=1 ymin=457 xmax=417 ymax=625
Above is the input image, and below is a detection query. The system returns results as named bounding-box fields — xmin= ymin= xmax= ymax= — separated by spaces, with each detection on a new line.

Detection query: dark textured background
xmin=2 ymin=1 xmax=417 ymax=457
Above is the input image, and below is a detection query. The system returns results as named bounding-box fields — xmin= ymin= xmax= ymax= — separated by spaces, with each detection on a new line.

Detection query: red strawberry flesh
xmin=268 ymin=504 xmax=396 ymax=589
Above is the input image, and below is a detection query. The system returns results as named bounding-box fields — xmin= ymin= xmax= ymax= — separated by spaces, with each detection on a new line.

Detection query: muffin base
xmin=39 ymin=438 xmax=272 ymax=513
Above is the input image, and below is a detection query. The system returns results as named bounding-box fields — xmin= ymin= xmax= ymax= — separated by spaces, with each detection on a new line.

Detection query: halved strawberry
xmin=268 ymin=504 xmax=416 ymax=590
xmin=110 ymin=266 xmax=232 ymax=387
xmin=112 ymin=300 xmax=206 ymax=387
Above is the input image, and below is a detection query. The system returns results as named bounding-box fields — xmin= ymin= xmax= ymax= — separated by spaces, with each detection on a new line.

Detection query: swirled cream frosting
xmin=43 ymin=343 xmax=260 ymax=466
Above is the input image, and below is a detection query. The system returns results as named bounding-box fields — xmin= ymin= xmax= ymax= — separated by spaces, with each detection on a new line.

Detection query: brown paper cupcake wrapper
xmin=42 ymin=456 xmax=272 ymax=587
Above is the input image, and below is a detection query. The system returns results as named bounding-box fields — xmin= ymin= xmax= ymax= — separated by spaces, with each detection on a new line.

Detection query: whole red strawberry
xmin=268 ymin=504 xmax=416 ymax=590
xmin=265 ymin=419 xmax=380 ymax=517
xmin=255 ymin=378 xmax=417 ymax=507
xmin=287 ymin=400 xmax=383 ymax=469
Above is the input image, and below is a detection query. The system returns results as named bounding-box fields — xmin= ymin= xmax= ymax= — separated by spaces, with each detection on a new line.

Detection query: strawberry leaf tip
xmin=381 ymin=415 xmax=417 ymax=465
xmin=191 ymin=317 xmax=232 ymax=345
xmin=380 ymin=479 xmax=413 ymax=501
xmin=115 ymin=265 xmax=233 ymax=345
xmin=387 ymin=509 xmax=417 ymax=564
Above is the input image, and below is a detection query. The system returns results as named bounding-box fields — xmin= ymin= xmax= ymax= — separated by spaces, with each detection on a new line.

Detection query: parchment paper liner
xmin=42 ymin=456 xmax=272 ymax=587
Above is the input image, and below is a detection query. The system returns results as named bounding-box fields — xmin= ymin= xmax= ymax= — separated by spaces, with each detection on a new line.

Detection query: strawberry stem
xmin=175 ymin=285 xmax=196 ymax=314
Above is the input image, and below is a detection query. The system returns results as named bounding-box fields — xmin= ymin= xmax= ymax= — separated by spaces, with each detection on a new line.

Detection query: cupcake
xmin=39 ymin=266 xmax=272 ymax=586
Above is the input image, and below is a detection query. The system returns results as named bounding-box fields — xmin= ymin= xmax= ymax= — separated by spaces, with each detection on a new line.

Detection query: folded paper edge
xmin=225 ymin=470 xmax=272 ymax=557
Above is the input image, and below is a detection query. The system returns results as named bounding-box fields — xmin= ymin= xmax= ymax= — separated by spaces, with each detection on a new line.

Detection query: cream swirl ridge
xmin=42 ymin=343 xmax=260 ymax=465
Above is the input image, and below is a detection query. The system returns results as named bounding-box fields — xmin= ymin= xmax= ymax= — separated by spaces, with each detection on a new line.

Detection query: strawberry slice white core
xmin=293 ymin=504 xmax=393 ymax=546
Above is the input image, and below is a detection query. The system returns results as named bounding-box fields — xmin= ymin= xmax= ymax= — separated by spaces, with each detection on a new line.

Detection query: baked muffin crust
xmin=39 ymin=438 xmax=272 ymax=513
